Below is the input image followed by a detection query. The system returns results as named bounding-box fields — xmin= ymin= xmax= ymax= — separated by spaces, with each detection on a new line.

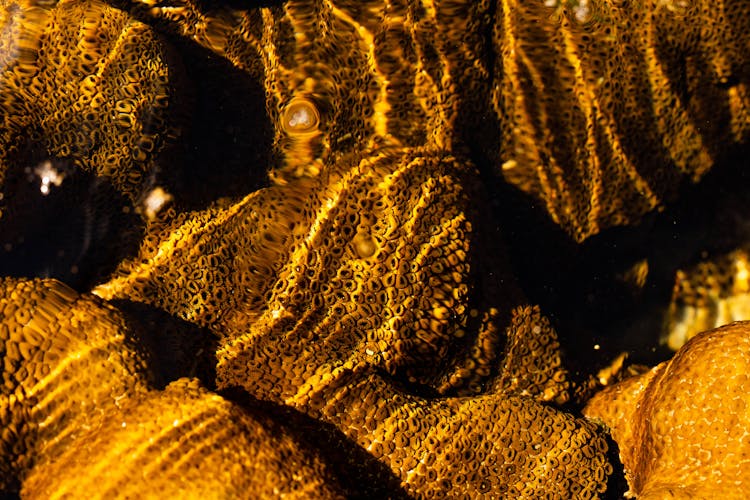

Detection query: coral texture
xmin=0 ymin=277 xmax=344 ymax=498
xmin=584 ymin=323 xmax=750 ymax=499
xmin=0 ymin=0 xmax=749 ymax=497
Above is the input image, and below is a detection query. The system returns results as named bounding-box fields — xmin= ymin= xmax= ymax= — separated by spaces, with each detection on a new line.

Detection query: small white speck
xmin=574 ymin=0 xmax=590 ymax=22
xmin=501 ymin=159 xmax=518 ymax=171
xmin=142 ymin=187 xmax=173 ymax=220
xmin=33 ymin=160 xmax=65 ymax=195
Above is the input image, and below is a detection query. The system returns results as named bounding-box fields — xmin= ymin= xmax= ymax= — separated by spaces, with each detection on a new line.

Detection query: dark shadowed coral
xmin=0 ymin=0 xmax=185 ymax=216
xmin=494 ymin=0 xmax=750 ymax=241
xmin=113 ymin=0 xmax=749 ymax=240
xmin=106 ymin=0 xmax=498 ymax=188
xmin=584 ymin=322 xmax=750 ymax=498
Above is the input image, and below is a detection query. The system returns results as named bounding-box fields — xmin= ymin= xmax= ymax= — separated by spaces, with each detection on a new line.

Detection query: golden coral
xmin=1 ymin=0 xmax=750 ymax=497
xmin=0 ymin=0 xmax=185 ymax=215
xmin=494 ymin=0 xmax=750 ymax=241
xmin=584 ymin=322 xmax=750 ymax=499
xmin=0 ymin=277 xmax=346 ymax=498
xmin=95 ymin=146 xmax=537 ymax=400
xmin=93 ymin=146 xmax=617 ymax=496
xmin=664 ymin=247 xmax=750 ymax=350
xmin=1 ymin=273 xmax=613 ymax=498
xmin=313 ymin=370 xmax=611 ymax=498
xmin=110 ymin=0 xmax=749 ymax=240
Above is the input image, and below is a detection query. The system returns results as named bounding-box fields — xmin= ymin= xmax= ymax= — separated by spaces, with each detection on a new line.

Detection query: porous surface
xmin=95 ymin=144 xmax=614 ymax=497
xmin=0 ymin=277 xmax=344 ymax=499
xmin=116 ymin=0 xmax=750 ymax=240
xmin=494 ymin=0 xmax=750 ymax=241
xmin=96 ymin=147 xmax=516 ymax=398
xmin=584 ymin=323 xmax=750 ymax=499
xmin=0 ymin=0 xmax=749 ymax=497
xmin=0 ymin=0 xmax=184 ymax=215
xmin=664 ymin=247 xmax=750 ymax=349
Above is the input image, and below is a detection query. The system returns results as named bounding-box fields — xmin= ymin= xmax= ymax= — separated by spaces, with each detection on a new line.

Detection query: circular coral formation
xmin=584 ymin=322 xmax=750 ymax=498
xmin=282 ymin=97 xmax=321 ymax=134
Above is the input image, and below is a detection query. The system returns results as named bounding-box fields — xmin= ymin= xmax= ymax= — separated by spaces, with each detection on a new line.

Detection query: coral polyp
xmin=281 ymin=97 xmax=321 ymax=134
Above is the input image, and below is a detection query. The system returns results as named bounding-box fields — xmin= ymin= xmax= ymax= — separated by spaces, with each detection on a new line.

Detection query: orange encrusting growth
xmin=584 ymin=323 xmax=750 ymax=499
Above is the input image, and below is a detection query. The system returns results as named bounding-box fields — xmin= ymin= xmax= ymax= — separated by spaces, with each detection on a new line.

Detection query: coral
xmin=494 ymin=0 xmax=750 ymax=241
xmin=96 ymin=146 xmax=514 ymax=397
xmin=664 ymin=247 xmax=750 ymax=349
xmin=0 ymin=277 xmax=344 ymax=498
xmin=93 ymin=145 xmax=616 ymax=496
xmin=1 ymin=0 xmax=749 ymax=497
xmin=112 ymin=0 xmax=749 ymax=240
xmin=314 ymin=371 xmax=610 ymax=498
xmin=584 ymin=322 xmax=750 ymax=498
xmin=0 ymin=0 xmax=185 ymax=216
xmin=107 ymin=0 xmax=496 ymax=179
